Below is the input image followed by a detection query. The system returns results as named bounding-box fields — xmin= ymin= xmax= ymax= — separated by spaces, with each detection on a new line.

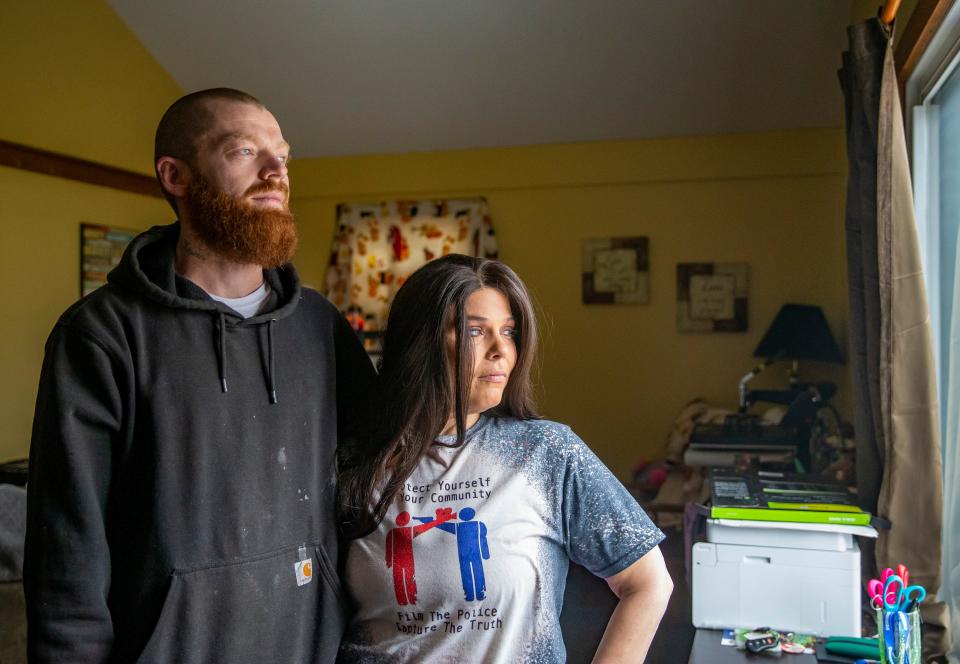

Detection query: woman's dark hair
xmin=339 ymin=254 xmax=539 ymax=538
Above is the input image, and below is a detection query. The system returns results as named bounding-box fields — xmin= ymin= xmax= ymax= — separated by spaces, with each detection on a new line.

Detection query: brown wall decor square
xmin=581 ymin=236 xmax=650 ymax=305
xmin=676 ymin=262 xmax=748 ymax=332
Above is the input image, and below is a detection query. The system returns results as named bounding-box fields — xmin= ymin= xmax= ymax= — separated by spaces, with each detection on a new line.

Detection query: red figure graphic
xmin=386 ymin=508 xmax=454 ymax=605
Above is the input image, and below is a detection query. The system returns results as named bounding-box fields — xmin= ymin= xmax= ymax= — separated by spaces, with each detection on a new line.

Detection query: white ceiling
xmin=108 ymin=0 xmax=852 ymax=158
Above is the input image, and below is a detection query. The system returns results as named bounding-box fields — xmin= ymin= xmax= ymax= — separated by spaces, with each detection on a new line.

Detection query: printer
xmin=692 ymin=518 xmax=874 ymax=637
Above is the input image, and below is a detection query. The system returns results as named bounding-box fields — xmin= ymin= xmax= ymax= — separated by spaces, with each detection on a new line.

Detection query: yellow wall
xmin=288 ymin=130 xmax=850 ymax=478
xmin=0 ymin=1 xmax=853 ymax=476
xmin=0 ymin=1 xmax=181 ymax=171
xmin=0 ymin=0 xmax=181 ymax=461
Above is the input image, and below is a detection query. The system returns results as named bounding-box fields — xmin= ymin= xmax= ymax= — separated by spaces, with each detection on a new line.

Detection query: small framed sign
xmin=80 ymin=223 xmax=136 ymax=297
xmin=677 ymin=262 xmax=748 ymax=332
xmin=582 ymin=237 xmax=650 ymax=305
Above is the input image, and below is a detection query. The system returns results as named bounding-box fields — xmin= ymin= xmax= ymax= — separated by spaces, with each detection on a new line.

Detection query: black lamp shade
xmin=753 ymin=304 xmax=844 ymax=364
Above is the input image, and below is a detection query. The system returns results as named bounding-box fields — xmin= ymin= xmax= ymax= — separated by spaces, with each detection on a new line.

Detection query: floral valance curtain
xmin=325 ymin=198 xmax=498 ymax=328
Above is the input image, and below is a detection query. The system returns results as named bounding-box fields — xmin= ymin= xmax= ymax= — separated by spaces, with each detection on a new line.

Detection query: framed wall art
xmin=582 ymin=236 xmax=650 ymax=305
xmin=80 ymin=223 xmax=137 ymax=297
xmin=676 ymin=262 xmax=748 ymax=332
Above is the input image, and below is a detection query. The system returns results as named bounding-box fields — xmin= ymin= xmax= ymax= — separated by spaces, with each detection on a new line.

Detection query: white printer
xmin=692 ymin=518 xmax=876 ymax=637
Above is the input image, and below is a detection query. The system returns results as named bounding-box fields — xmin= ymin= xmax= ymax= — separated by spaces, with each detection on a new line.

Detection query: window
xmin=908 ymin=4 xmax=960 ymax=657
xmin=908 ymin=0 xmax=960 ymax=441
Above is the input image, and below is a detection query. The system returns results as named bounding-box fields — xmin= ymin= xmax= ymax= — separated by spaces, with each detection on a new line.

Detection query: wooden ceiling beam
xmin=0 ymin=139 xmax=162 ymax=198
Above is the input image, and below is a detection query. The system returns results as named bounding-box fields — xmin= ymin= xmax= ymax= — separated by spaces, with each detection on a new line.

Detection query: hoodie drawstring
xmin=217 ymin=312 xmax=228 ymax=393
xmin=267 ymin=318 xmax=278 ymax=404
xmin=213 ymin=313 xmax=279 ymax=404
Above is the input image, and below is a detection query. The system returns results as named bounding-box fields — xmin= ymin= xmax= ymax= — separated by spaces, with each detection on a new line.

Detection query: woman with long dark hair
xmin=338 ymin=255 xmax=672 ymax=663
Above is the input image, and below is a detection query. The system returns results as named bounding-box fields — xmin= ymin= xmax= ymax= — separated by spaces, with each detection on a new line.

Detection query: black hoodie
xmin=24 ymin=223 xmax=374 ymax=663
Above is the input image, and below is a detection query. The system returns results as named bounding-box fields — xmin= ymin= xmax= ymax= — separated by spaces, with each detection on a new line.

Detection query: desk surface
xmin=687 ymin=629 xmax=818 ymax=664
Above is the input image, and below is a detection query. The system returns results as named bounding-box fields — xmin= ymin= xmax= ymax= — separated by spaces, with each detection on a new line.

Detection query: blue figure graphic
xmin=433 ymin=507 xmax=490 ymax=601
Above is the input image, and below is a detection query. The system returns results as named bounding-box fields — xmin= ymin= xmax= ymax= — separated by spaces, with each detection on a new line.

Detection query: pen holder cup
xmin=876 ymin=607 xmax=922 ymax=664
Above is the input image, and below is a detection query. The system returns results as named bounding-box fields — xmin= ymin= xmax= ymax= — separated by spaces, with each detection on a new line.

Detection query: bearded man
xmin=24 ymin=89 xmax=374 ymax=664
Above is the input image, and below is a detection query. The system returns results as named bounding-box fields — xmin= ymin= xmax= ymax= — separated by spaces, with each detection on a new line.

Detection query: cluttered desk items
xmin=688 ymin=628 xmax=821 ymax=663
xmin=686 ymin=415 xmax=803 ymax=468
xmin=726 ymin=627 xmax=817 ymax=655
xmin=693 ymin=468 xmax=879 ymax=638
xmin=686 ymin=304 xmax=846 ymax=472
xmin=689 ymin=628 xmax=888 ymax=663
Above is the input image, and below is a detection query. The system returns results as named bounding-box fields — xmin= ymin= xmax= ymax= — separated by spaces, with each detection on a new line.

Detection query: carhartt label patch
xmin=294 ymin=558 xmax=313 ymax=586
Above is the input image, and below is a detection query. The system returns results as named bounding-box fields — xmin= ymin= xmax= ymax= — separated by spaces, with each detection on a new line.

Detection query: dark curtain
xmin=840 ymin=18 xmax=949 ymax=660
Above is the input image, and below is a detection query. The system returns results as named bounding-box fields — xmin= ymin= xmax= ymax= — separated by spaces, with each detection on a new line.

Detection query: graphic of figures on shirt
xmin=433 ymin=507 xmax=490 ymax=602
xmin=385 ymin=508 xmax=455 ymax=605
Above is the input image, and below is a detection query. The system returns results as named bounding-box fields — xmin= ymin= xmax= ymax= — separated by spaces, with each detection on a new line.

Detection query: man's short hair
xmin=154 ymin=88 xmax=264 ymax=213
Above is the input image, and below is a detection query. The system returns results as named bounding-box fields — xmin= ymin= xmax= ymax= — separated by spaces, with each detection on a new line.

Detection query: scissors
xmin=897 ymin=564 xmax=909 ymax=585
xmin=868 ymin=576 xmax=894 ymax=609
xmin=878 ymin=565 xmax=910 ymax=583
xmin=869 ymin=574 xmax=926 ymax=612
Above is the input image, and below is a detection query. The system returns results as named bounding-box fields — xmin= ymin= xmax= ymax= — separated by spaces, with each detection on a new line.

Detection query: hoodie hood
xmin=107 ymin=222 xmax=302 ymax=324
xmin=107 ymin=222 xmax=303 ymax=402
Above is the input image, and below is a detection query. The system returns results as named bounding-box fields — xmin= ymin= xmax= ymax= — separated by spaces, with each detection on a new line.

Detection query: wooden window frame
xmin=896 ymin=0 xmax=958 ymax=102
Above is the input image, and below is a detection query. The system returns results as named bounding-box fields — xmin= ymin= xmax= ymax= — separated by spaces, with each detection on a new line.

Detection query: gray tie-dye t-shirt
xmin=339 ymin=415 xmax=665 ymax=664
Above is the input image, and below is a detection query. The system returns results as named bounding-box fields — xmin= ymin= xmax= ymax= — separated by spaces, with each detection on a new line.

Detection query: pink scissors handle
xmin=868 ymin=579 xmax=884 ymax=599
xmin=881 ymin=567 xmax=895 ymax=583
xmin=897 ymin=563 xmax=909 ymax=585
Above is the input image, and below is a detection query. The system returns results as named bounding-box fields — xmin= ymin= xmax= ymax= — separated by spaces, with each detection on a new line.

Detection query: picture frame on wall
xmin=676 ymin=262 xmax=749 ymax=332
xmin=581 ymin=236 xmax=650 ymax=305
xmin=80 ymin=223 xmax=137 ymax=297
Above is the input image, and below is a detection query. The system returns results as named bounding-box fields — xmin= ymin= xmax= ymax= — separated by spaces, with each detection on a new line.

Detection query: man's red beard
xmin=185 ymin=175 xmax=298 ymax=268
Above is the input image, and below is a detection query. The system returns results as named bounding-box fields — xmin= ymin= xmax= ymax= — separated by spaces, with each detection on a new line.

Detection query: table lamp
xmin=739 ymin=304 xmax=844 ymax=411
